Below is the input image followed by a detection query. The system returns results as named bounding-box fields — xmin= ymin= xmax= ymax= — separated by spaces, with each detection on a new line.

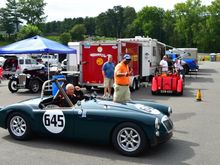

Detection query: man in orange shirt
xmin=113 ymin=54 xmax=133 ymax=103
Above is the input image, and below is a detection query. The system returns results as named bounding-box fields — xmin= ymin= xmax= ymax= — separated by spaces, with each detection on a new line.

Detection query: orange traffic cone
xmin=196 ymin=89 xmax=202 ymax=101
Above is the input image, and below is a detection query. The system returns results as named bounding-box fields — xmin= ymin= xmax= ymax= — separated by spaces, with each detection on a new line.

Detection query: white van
xmin=41 ymin=54 xmax=58 ymax=65
xmin=3 ymin=56 xmax=45 ymax=78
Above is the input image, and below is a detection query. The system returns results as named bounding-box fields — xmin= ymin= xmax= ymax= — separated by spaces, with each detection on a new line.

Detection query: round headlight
xmin=26 ymin=74 xmax=31 ymax=78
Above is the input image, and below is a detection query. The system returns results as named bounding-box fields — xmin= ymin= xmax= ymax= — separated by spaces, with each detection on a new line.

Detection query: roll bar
xmin=41 ymin=78 xmax=74 ymax=107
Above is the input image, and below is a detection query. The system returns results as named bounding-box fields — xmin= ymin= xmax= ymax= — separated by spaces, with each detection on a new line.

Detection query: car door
xmin=25 ymin=59 xmax=32 ymax=70
xmin=73 ymin=104 xmax=113 ymax=142
xmin=31 ymin=59 xmax=38 ymax=70
xmin=33 ymin=107 xmax=77 ymax=138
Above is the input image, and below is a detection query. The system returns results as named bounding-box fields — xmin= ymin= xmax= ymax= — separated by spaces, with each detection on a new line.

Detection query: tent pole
xmin=47 ymin=53 xmax=50 ymax=92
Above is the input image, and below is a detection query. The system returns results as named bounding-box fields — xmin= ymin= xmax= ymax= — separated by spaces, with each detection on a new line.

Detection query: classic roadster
xmin=0 ymin=79 xmax=173 ymax=156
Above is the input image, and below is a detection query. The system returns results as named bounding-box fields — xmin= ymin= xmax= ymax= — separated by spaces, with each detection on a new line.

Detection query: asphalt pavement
xmin=0 ymin=61 xmax=220 ymax=165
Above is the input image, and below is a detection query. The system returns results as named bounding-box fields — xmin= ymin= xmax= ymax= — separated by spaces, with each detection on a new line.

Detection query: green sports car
xmin=0 ymin=79 xmax=173 ymax=156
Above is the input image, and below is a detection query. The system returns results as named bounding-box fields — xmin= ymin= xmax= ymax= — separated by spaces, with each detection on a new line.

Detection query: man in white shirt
xmin=174 ymin=58 xmax=186 ymax=78
xmin=160 ymin=55 xmax=168 ymax=73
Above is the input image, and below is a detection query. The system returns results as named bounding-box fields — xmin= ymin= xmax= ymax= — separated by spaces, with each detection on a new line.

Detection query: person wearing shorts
xmin=113 ymin=54 xmax=133 ymax=103
xmin=102 ymin=54 xmax=115 ymax=98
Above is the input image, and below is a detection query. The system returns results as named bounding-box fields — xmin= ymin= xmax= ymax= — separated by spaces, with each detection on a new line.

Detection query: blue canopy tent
xmin=0 ymin=36 xmax=76 ymax=92
xmin=0 ymin=35 xmax=76 ymax=54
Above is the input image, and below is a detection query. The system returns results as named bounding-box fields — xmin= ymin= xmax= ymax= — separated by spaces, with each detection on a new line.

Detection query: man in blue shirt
xmin=102 ymin=54 xmax=115 ymax=98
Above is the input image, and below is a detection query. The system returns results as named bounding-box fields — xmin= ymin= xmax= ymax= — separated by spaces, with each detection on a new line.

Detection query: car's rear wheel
xmin=130 ymin=80 xmax=136 ymax=92
xmin=29 ymin=79 xmax=40 ymax=93
xmin=7 ymin=112 xmax=32 ymax=140
xmin=8 ymin=79 xmax=18 ymax=93
xmin=183 ymin=65 xmax=189 ymax=74
xmin=112 ymin=122 xmax=147 ymax=156
xmin=85 ymin=86 xmax=92 ymax=91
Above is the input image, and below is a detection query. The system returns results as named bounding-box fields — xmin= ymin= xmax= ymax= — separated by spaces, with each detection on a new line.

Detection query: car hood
xmin=82 ymin=99 xmax=163 ymax=117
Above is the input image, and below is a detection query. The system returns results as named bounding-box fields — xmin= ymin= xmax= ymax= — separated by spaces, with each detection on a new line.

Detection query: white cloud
xmin=0 ymin=0 xmax=213 ymax=22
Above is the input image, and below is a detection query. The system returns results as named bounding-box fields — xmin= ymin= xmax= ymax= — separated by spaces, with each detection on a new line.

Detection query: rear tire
xmin=135 ymin=79 xmax=140 ymax=90
xmin=7 ymin=112 xmax=32 ymax=140
xmin=8 ymin=79 xmax=18 ymax=93
xmin=183 ymin=65 xmax=189 ymax=75
xmin=85 ymin=86 xmax=92 ymax=91
xmin=151 ymin=91 xmax=157 ymax=95
xmin=112 ymin=122 xmax=147 ymax=156
xmin=130 ymin=80 xmax=136 ymax=92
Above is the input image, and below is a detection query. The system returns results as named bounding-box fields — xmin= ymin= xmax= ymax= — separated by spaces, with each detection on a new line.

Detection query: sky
xmin=0 ymin=0 xmax=213 ymax=22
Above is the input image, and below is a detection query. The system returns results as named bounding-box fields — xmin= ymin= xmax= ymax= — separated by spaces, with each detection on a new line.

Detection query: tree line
xmin=0 ymin=0 xmax=220 ymax=53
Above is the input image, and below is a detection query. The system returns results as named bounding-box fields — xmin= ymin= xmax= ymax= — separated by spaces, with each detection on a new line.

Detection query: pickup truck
xmin=166 ymin=52 xmax=199 ymax=74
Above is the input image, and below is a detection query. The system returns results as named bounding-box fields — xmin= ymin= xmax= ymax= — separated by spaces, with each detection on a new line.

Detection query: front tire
xmin=29 ymin=79 xmax=40 ymax=93
xmin=7 ymin=112 xmax=32 ymax=140
xmin=112 ymin=122 xmax=147 ymax=156
xmin=8 ymin=79 xmax=18 ymax=93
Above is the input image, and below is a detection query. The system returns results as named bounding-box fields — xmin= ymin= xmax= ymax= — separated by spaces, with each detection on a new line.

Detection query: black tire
xmin=8 ymin=79 xmax=18 ymax=93
xmin=135 ymin=79 xmax=140 ymax=90
xmin=177 ymin=89 xmax=183 ymax=96
xmin=85 ymin=86 xmax=92 ymax=91
xmin=151 ymin=91 xmax=157 ymax=95
xmin=183 ymin=65 xmax=189 ymax=75
xmin=7 ymin=112 xmax=32 ymax=140
xmin=130 ymin=80 xmax=136 ymax=92
xmin=112 ymin=122 xmax=147 ymax=156
xmin=29 ymin=79 xmax=40 ymax=93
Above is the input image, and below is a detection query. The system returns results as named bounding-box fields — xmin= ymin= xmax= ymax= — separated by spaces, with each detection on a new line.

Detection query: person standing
xmin=102 ymin=54 xmax=115 ymax=98
xmin=159 ymin=55 xmax=168 ymax=73
xmin=113 ymin=54 xmax=133 ymax=103
xmin=174 ymin=58 xmax=186 ymax=78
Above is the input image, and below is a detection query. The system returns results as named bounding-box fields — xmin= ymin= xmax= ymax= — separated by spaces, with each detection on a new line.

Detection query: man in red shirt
xmin=113 ymin=54 xmax=133 ymax=103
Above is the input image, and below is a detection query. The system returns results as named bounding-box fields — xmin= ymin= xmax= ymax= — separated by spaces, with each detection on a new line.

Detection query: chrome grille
xmin=18 ymin=74 xmax=26 ymax=85
xmin=162 ymin=116 xmax=173 ymax=133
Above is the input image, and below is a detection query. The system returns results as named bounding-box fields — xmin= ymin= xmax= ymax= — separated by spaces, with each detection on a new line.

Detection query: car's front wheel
xmin=29 ymin=79 xmax=40 ymax=93
xmin=112 ymin=122 xmax=147 ymax=156
xmin=8 ymin=79 xmax=18 ymax=93
xmin=7 ymin=112 xmax=32 ymax=140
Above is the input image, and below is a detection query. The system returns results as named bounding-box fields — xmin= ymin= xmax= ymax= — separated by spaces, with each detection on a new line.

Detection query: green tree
xmin=203 ymin=0 xmax=220 ymax=52
xmin=129 ymin=6 xmax=165 ymax=41
xmin=70 ymin=24 xmax=86 ymax=41
xmin=0 ymin=8 xmax=15 ymax=36
xmin=19 ymin=0 xmax=47 ymax=25
xmin=96 ymin=6 xmax=136 ymax=38
xmin=16 ymin=24 xmax=42 ymax=40
xmin=5 ymin=0 xmax=22 ymax=32
xmin=173 ymin=0 xmax=204 ymax=47
xmin=122 ymin=7 xmax=137 ymax=37
xmin=162 ymin=10 xmax=176 ymax=46
xmin=60 ymin=32 xmax=71 ymax=45
xmin=84 ymin=17 xmax=96 ymax=36
xmin=95 ymin=12 xmax=110 ymax=37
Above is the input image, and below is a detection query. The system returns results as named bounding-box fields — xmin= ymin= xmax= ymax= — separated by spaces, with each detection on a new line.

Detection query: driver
xmin=58 ymin=83 xmax=84 ymax=107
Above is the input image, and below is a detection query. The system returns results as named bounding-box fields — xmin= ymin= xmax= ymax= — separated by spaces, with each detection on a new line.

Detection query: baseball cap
xmin=123 ymin=54 xmax=131 ymax=60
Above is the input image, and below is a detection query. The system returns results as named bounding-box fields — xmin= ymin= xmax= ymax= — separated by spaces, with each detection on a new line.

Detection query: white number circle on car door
xmin=43 ymin=110 xmax=65 ymax=134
